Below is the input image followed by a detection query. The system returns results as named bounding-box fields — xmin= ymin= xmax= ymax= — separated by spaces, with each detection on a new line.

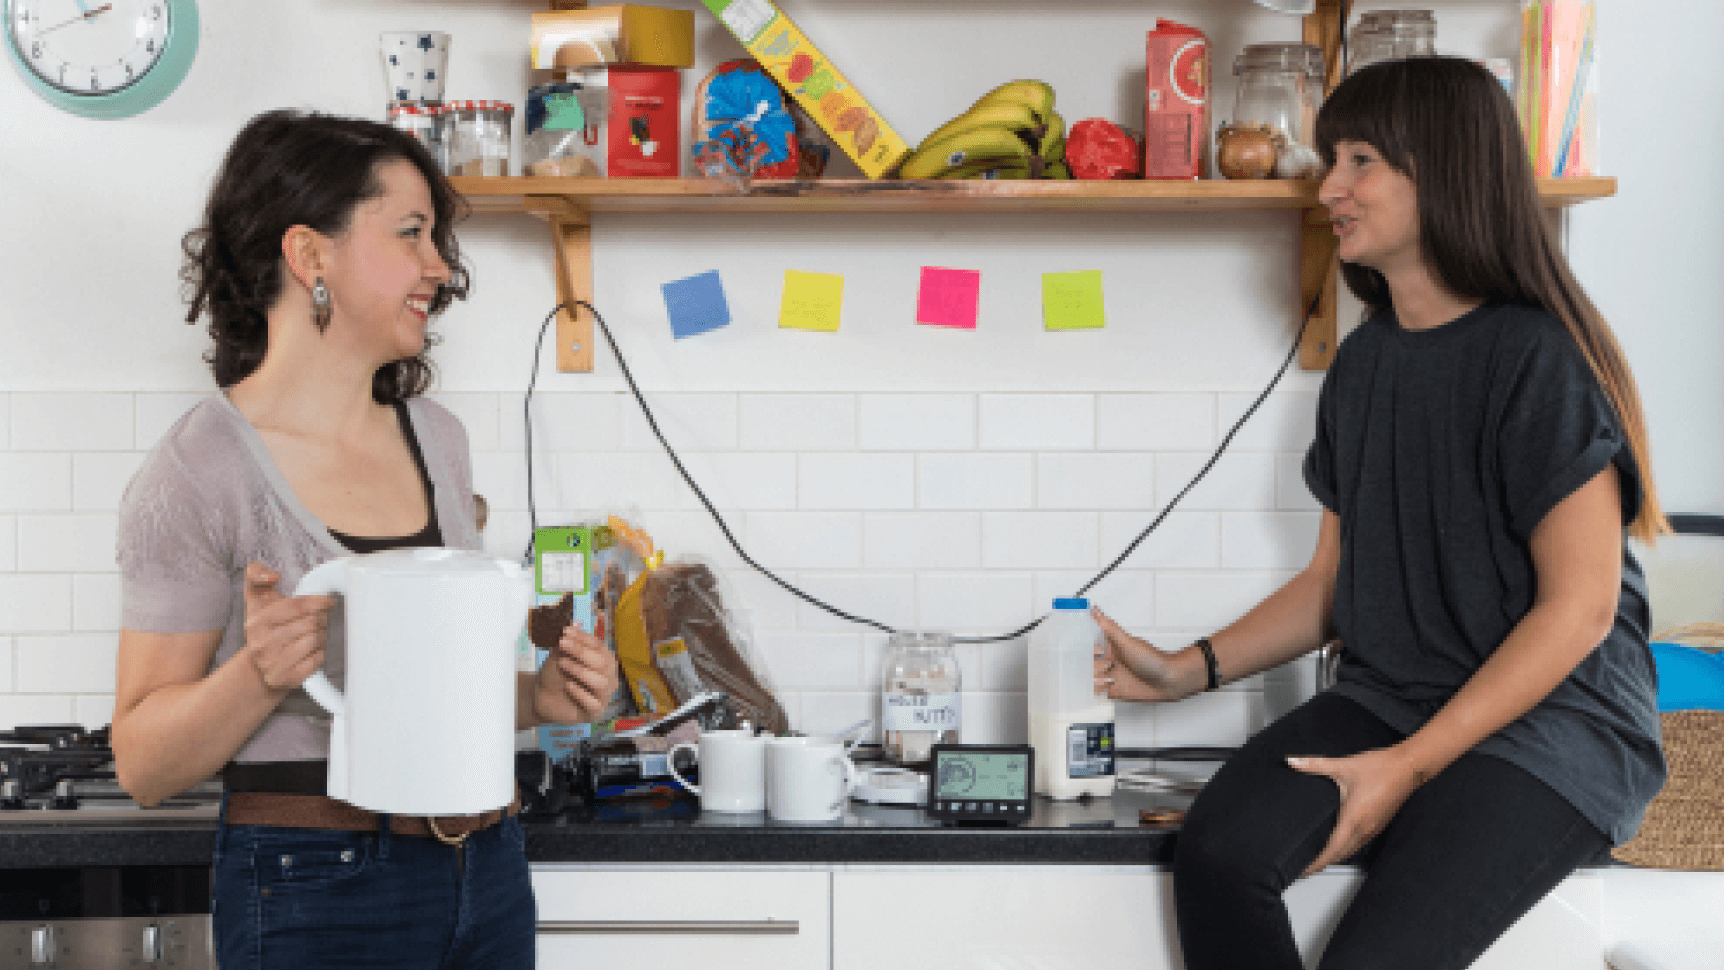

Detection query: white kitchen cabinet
xmin=833 ymin=865 xmax=1182 ymax=970
xmin=531 ymin=865 xmax=831 ymax=970
xmin=830 ymin=865 xmax=1605 ymax=970
xmin=529 ymin=862 xmax=1603 ymax=969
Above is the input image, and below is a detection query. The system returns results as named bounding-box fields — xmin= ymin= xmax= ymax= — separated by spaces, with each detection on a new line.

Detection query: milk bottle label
xmin=884 ymin=692 xmax=961 ymax=731
xmin=1066 ymin=722 xmax=1115 ymax=778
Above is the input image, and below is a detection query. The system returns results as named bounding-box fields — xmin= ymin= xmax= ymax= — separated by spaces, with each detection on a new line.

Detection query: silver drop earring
xmin=311 ymin=276 xmax=332 ymax=333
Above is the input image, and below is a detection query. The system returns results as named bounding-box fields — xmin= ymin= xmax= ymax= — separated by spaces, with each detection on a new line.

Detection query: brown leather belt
xmin=224 ymin=791 xmax=520 ymax=845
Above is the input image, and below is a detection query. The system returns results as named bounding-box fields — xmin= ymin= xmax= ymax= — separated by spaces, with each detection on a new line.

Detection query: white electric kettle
xmin=292 ymin=548 xmax=535 ymax=816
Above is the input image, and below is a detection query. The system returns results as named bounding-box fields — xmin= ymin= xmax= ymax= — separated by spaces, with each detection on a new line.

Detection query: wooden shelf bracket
xmin=547 ymin=201 xmax=594 ymax=372
xmin=1299 ymin=0 xmax=1345 ymax=370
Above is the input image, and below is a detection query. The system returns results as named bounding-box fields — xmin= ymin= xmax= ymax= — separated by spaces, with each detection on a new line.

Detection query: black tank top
xmin=327 ymin=402 xmax=444 ymax=553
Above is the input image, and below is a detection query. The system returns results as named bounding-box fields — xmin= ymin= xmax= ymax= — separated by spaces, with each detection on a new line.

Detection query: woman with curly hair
xmin=111 ymin=109 xmax=618 ymax=969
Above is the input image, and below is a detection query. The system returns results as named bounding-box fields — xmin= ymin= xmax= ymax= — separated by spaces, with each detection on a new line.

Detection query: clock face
xmin=4 ymin=0 xmax=197 ymax=118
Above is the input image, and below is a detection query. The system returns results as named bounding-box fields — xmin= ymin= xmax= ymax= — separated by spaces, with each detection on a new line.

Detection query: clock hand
xmin=38 ymin=3 xmax=111 ymax=37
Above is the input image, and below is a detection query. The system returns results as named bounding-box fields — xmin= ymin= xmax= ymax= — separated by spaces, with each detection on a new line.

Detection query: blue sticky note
xmin=662 ymin=271 xmax=731 ymax=339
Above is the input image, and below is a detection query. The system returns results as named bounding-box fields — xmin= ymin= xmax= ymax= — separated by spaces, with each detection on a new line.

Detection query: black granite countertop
xmin=0 ymin=788 xmax=1190 ymax=870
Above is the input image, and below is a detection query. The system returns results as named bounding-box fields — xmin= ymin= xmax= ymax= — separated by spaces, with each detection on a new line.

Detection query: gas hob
xmin=0 ymin=724 xmax=220 ymax=825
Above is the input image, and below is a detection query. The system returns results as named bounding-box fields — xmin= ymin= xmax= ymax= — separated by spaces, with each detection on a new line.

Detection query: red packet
xmin=608 ymin=66 xmax=681 ymax=178
xmin=1144 ymin=19 xmax=1209 ymax=180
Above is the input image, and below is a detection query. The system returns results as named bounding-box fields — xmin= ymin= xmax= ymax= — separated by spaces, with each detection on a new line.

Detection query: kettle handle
xmin=289 ymin=558 xmax=349 ymax=718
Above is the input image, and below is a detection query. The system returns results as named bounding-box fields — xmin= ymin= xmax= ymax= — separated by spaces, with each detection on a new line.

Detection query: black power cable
xmin=524 ymin=282 xmax=1330 ymax=643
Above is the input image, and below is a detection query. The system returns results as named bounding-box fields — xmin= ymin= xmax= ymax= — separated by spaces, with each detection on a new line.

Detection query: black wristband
xmin=1195 ymin=637 xmax=1221 ymax=691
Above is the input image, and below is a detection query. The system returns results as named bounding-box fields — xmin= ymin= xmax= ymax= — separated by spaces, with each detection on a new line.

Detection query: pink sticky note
xmin=916 ymin=267 xmax=981 ymax=329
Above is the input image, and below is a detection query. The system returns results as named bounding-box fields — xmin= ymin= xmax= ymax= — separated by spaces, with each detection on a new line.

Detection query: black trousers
xmin=1173 ymin=692 xmax=1609 ymax=970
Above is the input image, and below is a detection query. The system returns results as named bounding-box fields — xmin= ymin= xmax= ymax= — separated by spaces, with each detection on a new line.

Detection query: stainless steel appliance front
xmin=0 ymin=914 xmax=212 ymax=968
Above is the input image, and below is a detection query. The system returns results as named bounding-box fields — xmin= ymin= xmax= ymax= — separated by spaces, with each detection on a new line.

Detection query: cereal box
xmin=1144 ymin=19 xmax=1209 ymax=180
xmin=701 ymin=0 xmax=910 ymax=178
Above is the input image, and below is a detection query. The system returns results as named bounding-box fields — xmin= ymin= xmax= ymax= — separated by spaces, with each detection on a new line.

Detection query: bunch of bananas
xmin=898 ymin=80 xmax=1071 ymax=180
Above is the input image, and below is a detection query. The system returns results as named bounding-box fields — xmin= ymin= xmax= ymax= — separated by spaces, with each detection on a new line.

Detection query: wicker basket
xmin=1611 ymin=623 xmax=1724 ymax=870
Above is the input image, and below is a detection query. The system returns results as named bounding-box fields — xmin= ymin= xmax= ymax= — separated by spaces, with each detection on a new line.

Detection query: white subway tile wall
xmin=0 ymin=389 xmax=1330 ymax=753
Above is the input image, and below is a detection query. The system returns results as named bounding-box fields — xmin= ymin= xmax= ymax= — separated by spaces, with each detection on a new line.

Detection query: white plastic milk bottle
xmin=1027 ymin=598 xmax=1117 ymax=800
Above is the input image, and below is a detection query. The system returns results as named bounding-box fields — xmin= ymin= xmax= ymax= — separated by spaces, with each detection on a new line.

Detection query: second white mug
xmin=767 ymin=737 xmax=856 ymax=822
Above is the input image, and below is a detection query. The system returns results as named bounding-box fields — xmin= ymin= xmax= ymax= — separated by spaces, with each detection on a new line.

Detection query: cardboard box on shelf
xmin=701 ymin=0 xmax=910 ymax=178
xmin=607 ymin=65 xmax=681 ymax=177
xmin=1143 ymin=18 xmax=1209 ymax=180
xmin=531 ymin=5 xmax=695 ymax=71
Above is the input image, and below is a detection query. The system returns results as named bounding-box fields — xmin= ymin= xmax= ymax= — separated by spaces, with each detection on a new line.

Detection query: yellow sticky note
xmin=780 ymin=271 xmax=845 ymax=332
xmin=1042 ymin=271 xmax=1106 ymax=331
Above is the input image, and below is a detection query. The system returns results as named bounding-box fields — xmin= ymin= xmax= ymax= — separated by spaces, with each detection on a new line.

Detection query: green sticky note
xmin=780 ymin=271 xmax=844 ymax=332
xmin=1042 ymin=270 xmax=1106 ymax=330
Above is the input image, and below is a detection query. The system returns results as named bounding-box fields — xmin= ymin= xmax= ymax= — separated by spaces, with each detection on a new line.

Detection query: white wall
xmin=2 ymin=0 xmax=1719 ymax=748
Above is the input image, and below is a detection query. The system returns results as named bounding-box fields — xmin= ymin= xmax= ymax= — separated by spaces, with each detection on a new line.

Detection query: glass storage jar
xmin=388 ymin=102 xmax=443 ymax=171
xmin=1231 ymin=43 xmax=1326 ymax=178
xmin=1349 ymin=9 xmax=1437 ymax=73
xmin=449 ymin=100 xmax=515 ymax=176
xmin=524 ymin=80 xmax=607 ymax=177
xmin=881 ymin=631 xmax=961 ymax=769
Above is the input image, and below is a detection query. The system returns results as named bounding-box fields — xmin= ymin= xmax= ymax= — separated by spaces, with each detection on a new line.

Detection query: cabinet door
xmin=533 ymin=866 xmax=830 ymax=970
xmin=833 ymin=866 xmax=1182 ymax=970
xmin=1287 ymin=870 xmax=1603 ymax=970
xmin=834 ymin=867 xmax=1602 ymax=970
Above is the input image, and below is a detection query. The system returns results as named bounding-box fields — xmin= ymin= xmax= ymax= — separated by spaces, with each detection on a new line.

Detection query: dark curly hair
xmin=181 ymin=109 xmax=471 ymax=403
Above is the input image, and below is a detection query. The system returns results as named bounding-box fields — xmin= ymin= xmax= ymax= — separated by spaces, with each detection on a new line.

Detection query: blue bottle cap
xmin=1052 ymin=597 xmax=1089 ymax=610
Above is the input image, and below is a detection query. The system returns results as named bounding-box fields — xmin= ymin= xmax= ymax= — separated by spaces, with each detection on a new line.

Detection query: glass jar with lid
xmin=1231 ymin=43 xmax=1326 ymax=178
xmin=388 ymin=102 xmax=444 ymax=171
xmin=449 ymin=100 xmax=515 ymax=177
xmin=1349 ymin=9 xmax=1437 ymax=73
xmin=880 ymin=631 xmax=962 ymax=769
xmin=524 ymin=79 xmax=607 ymax=177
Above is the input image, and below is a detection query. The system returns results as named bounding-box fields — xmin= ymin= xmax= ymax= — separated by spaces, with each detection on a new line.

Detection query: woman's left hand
xmin=532 ymin=624 xmax=620 ymax=725
xmin=1288 ymin=745 xmax=1429 ymax=878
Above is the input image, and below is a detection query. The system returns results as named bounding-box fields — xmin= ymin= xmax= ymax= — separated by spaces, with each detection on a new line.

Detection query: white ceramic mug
xmin=767 ymin=737 xmax=856 ymax=822
xmin=668 ymin=729 xmax=767 ymax=813
xmin=380 ymin=31 xmax=451 ymax=104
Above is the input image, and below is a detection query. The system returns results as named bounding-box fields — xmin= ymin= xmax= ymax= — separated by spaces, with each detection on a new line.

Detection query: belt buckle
xmin=426 ymin=816 xmax=471 ymax=845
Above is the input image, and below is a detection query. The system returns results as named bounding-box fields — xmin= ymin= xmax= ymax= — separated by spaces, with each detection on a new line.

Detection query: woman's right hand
xmin=1093 ymin=607 xmax=1199 ymax=703
xmin=241 ymin=562 xmax=333 ymax=695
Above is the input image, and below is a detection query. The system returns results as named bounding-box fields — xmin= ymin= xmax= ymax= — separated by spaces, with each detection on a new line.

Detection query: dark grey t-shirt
xmin=1303 ymin=303 xmax=1664 ymax=844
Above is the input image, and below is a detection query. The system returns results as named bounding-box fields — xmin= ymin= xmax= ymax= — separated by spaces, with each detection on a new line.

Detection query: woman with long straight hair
xmin=1094 ymin=57 xmax=1667 ymax=969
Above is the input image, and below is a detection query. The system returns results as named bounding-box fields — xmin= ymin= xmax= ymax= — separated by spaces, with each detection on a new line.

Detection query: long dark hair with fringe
xmin=181 ymin=109 xmax=471 ymax=404
xmin=1315 ymin=56 xmax=1667 ymax=542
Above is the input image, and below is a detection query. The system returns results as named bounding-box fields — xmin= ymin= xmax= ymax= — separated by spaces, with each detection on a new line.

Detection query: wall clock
xmin=4 ymin=0 xmax=199 ymax=120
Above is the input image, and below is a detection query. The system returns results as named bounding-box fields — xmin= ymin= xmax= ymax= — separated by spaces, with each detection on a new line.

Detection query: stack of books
xmin=1519 ymin=0 xmax=1597 ymax=177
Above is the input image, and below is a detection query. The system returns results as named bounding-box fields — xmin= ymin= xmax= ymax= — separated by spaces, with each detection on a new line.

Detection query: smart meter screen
xmin=935 ymin=752 xmax=1028 ymax=800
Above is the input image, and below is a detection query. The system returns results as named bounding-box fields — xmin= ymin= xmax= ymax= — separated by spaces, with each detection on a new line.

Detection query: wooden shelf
xmin=454 ymin=174 xmax=1616 ymax=373
xmin=450 ymin=175 xmax=1616 ymax=215
xmin=454 ymin=0 xmax=1615 ymax=374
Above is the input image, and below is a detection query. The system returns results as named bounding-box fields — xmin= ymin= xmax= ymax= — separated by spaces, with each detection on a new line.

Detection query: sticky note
xmin=1042 ymin=270 xmax=1106 ymax=331
xmin=661 ymin=270 xmax=731 ymax=339
xmin=779 ymin=271 xmax=844 ymax=332
xmin=915 ymin=267 xmax=981 ymax=329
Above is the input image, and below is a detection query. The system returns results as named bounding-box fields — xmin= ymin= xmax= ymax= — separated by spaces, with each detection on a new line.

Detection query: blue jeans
xmin=212 ymin=801 xmax=536 ymax=970
xmin=1174 ymin=692 xmax=1610 ymax=970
